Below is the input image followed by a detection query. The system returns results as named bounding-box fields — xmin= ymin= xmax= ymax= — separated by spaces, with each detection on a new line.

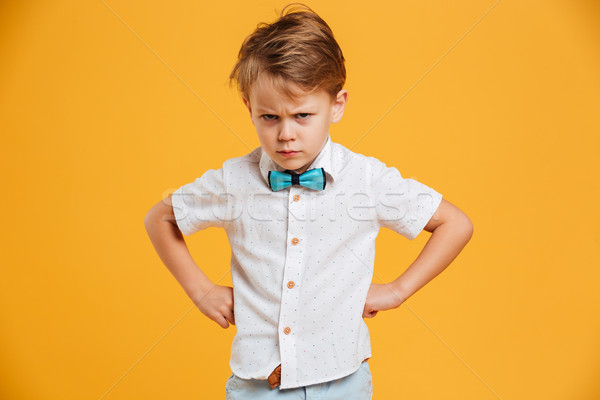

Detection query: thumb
xmin=363 ymin=307 xmax=378 ymax=318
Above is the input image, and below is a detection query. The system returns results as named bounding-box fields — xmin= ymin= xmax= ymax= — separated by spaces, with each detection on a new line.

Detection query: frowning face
xmin=243 ymin=74 xmax=347 ymax=174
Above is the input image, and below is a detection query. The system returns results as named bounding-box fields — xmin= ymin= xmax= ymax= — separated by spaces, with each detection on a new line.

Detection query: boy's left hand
xmin=362 ymin=282 xmax=405 ymax=318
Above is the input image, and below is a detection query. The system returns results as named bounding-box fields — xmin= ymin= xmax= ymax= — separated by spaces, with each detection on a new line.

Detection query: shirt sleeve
xmin=170 ymin=167 xmax=229 ymax=236
xmin=371 ymin=159 xmax=443 ymax=240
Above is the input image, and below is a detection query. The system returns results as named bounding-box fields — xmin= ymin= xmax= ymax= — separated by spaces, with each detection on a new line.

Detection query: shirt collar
xmin=259 ymin=135 xmax=336 ymax=188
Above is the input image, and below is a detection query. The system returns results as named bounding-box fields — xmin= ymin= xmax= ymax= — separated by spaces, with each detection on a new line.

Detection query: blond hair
xmin=229 ymin=3 xmax=346 ymax=102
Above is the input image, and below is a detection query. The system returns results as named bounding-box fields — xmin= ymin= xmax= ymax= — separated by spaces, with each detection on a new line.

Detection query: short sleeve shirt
xmin=171 ymin=135 xmax=443 ymax=389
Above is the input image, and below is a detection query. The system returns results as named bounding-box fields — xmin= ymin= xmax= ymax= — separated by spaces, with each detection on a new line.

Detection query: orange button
xmin=291 ymin=237 xmax=299 ymax=245
xmin=287 ymin=281 xmax=295 ymax=289
xmin=283 ymin=327 xmax=291 ymax=335
xmin=293 ymin=194 xmax=300 ymax=202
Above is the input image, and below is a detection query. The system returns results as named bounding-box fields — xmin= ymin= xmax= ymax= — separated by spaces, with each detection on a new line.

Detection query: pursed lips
xmin=278 ymin=150 xmax=299 ymax=157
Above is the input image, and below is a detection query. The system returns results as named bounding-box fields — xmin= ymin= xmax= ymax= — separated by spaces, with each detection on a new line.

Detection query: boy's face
xmin=243 ymin=74 xmax=348 ymax=174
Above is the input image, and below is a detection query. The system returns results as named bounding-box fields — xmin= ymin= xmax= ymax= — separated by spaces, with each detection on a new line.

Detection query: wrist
xmin=389 ymin=279 xmax=410 ymax=307
xmin=187 ymin=278 xmax=215 ymax=305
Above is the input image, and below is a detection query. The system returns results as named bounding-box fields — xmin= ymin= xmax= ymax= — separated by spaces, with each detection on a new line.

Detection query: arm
xmin=144 ymin=194 xmax=235 ymax=328
xmin=363 ymin=198 xmax=473 ymax=318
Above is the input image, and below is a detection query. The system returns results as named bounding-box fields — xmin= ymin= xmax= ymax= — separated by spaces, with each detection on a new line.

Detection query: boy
xmin=144 ymin=3 xmax=473 ymax=399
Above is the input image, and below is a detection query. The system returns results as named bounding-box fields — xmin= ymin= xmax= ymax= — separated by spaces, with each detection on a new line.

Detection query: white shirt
xmin=171 ymin=135 xmax=443 ymax=389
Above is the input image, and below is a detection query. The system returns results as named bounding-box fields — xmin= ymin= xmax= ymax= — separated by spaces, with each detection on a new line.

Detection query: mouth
xmin=278 ymin=150 xmax=299 ymax=158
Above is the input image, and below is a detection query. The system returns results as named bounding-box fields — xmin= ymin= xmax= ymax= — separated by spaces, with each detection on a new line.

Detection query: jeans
xmin=225 ymin=361 xmax=373 ymax=400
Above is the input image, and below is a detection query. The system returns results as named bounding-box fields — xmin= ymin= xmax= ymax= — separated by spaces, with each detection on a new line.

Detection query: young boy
xmin=145 ymin=3 xmax=473 ymax=399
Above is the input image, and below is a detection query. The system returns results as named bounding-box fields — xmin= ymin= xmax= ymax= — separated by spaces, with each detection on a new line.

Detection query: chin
xmin=285 ymin=165 xmax=305 ymax=173
xmin=278 ymin=159 xmax=303 ymax=169
xmin=283 ymin=164 xmax=301 ymax=172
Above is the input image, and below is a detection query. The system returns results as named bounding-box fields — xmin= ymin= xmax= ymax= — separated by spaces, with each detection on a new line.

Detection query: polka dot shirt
xmin=171 ymin=135 xmax=443 ymax=389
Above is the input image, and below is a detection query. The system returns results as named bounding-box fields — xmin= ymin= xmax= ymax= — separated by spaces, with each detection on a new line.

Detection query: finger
xmin=225 ymin=309 xmax=236 ymax=326
xmin=217 ymin=315 xmax=230 ymax=329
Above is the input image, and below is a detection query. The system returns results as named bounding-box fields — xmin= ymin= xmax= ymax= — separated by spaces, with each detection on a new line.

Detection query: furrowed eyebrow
xmin=255 ymin=105 xmax=314 ymax=114
xmin=259 ymin=112 xmax=312 ymax=116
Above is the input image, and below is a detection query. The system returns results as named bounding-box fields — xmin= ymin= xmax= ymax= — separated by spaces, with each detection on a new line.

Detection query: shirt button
xmin=293 ymin=194 xmax=300 ymax=202
xmin=283 ymin=327 xmax=291 ymax=335
xmin=287 ymin=281 xmax=295 ymax=289
xmin=291 ymin=237 xmax=299 ymax=245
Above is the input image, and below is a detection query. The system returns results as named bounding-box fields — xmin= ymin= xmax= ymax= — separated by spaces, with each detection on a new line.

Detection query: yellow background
xmin=1 ymin=0 xmax=599 ymax=399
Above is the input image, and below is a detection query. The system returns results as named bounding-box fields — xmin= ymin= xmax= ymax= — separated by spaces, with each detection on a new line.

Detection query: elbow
xmin=443 ymin=209 xmax=473 ymax=242
xmin=144 ymin=204 xmax=162 ymax=233
xmin=144 ymin=209 xmax=155 ymax=232
xmin=460 ymin=214 xmax=474 ymax=243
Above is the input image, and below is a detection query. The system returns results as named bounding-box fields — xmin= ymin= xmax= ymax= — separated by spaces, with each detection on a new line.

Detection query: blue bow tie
xmin=268 ymin=168 xmax=326 ymax=191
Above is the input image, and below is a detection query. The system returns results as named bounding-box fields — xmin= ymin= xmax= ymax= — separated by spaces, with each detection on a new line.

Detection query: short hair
xmin=229 ymin=3 xmax=346 ymax=103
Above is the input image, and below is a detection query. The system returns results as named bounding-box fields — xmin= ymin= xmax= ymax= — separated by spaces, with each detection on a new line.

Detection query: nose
xmin=278 ymin=119 xmax=296 ymax=141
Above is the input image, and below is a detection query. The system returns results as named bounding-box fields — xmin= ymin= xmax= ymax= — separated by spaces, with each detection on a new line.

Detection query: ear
xmin=242 ymin=96 xmax=252 ymax=116
xmin=331 ymin=89 xmax=348 ymax=123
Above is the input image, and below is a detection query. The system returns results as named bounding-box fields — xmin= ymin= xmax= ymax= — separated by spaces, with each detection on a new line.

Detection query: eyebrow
xmin=255 ymin=105 xmax=315 ymax=114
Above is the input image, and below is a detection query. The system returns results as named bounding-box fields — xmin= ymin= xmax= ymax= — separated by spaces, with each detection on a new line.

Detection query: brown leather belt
xmin=267 ymin=357 xmax=370 ymax=389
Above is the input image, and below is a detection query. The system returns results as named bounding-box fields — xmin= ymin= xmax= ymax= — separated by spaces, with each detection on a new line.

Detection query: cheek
xmin=256 ymin=130 xmax=275 ymax=150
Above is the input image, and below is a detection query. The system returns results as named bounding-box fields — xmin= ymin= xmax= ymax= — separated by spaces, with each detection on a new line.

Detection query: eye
xmin=262 ymin=114 xmax=278 ymax=121
xmin=296 ymin=113 xmax=311 ymax=119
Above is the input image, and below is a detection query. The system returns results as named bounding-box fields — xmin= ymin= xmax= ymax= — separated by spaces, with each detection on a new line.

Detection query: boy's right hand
xmin=192 ymin=284 xmax=235 ymax=329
